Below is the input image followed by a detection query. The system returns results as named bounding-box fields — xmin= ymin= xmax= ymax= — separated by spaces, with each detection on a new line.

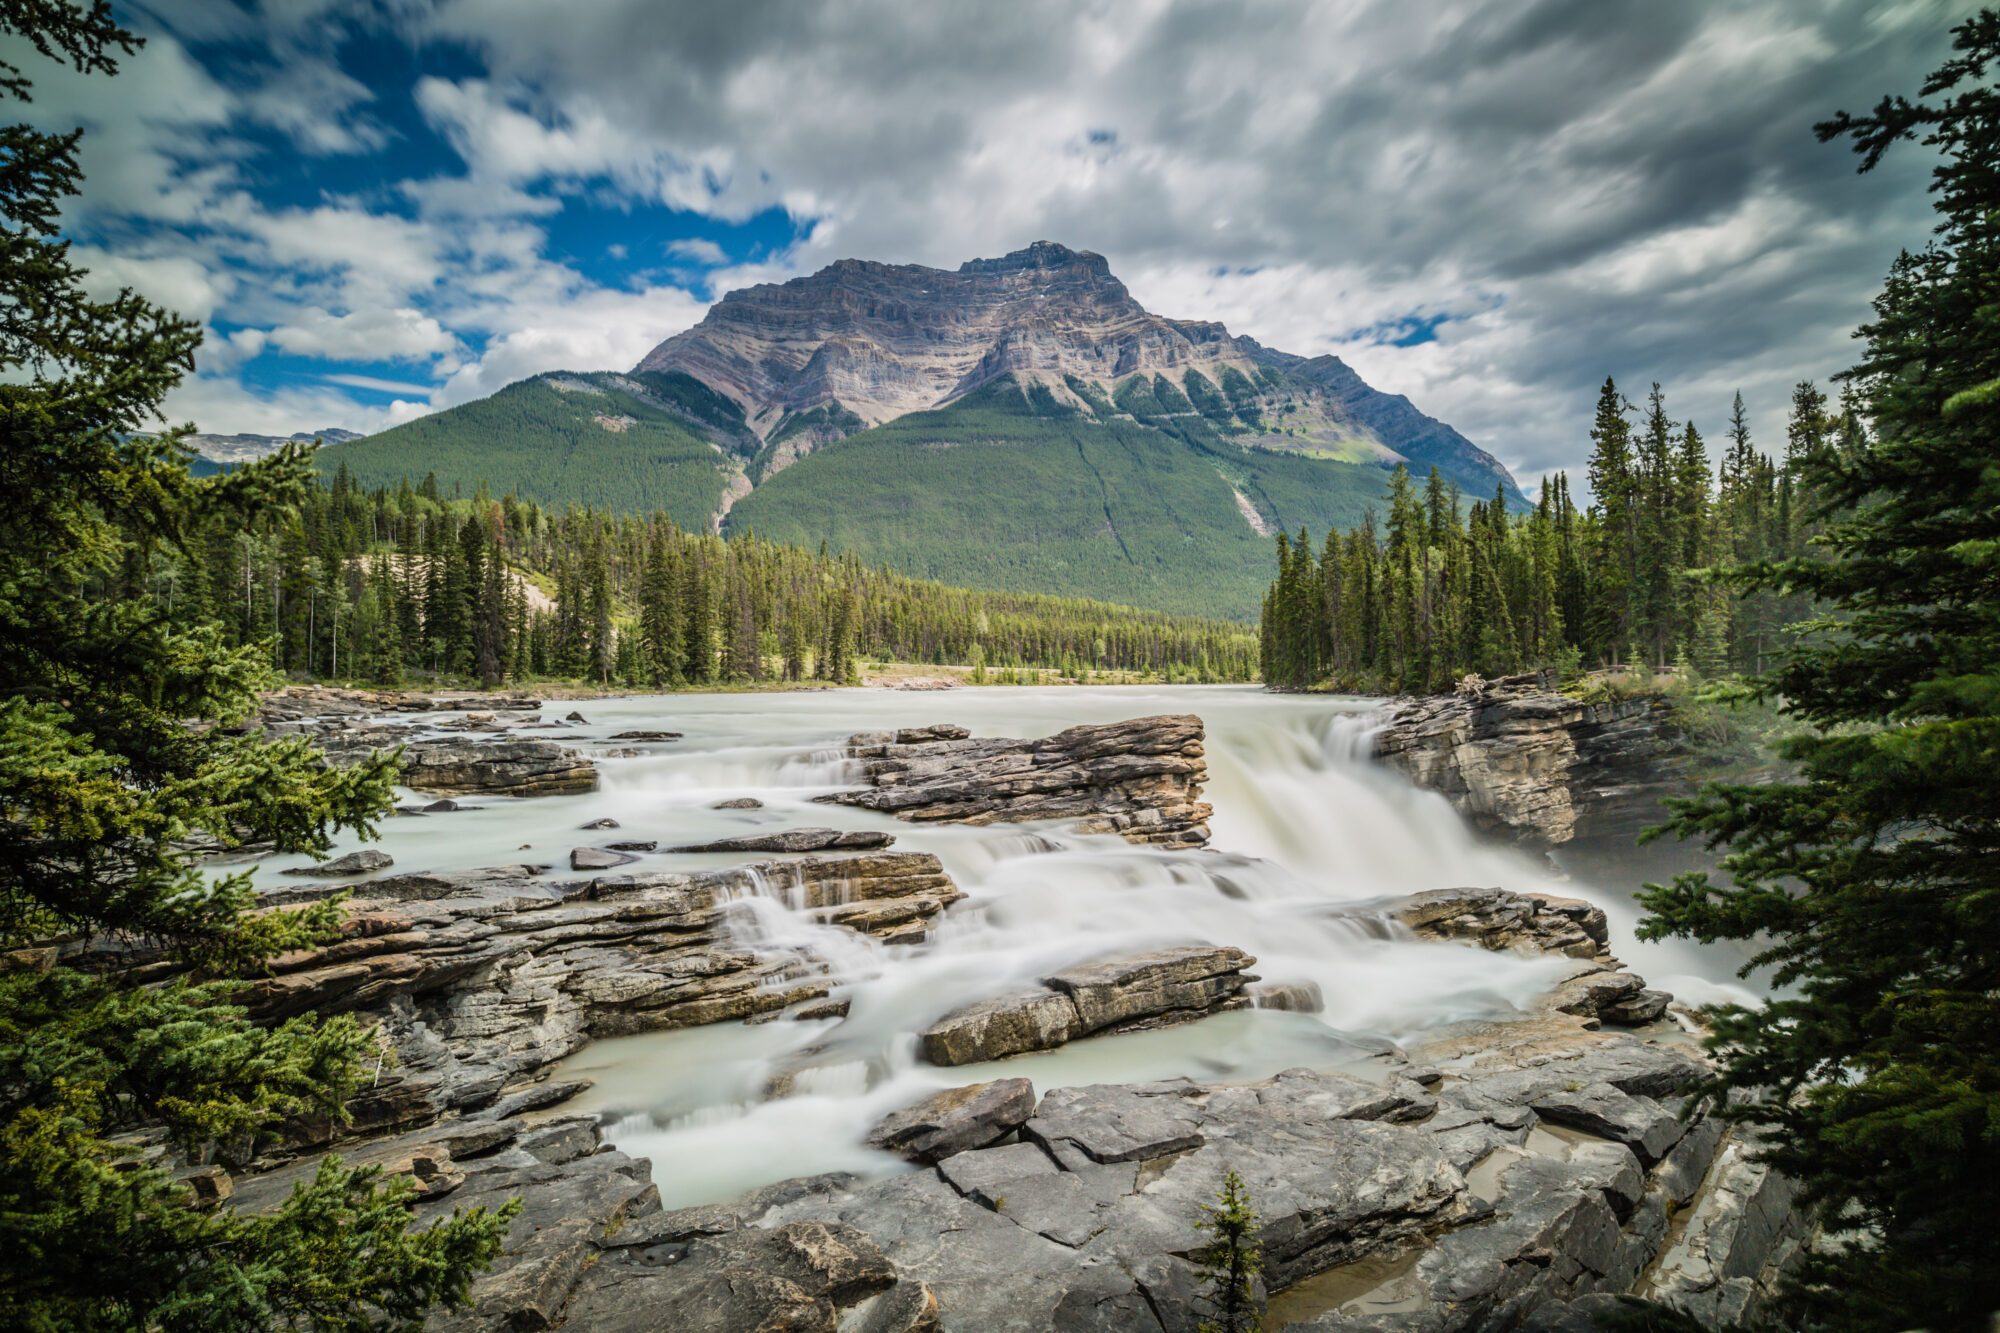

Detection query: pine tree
xmin=0 ymin=6 xmax=511 ymax=1326
xmin=1641 ymin=19 xmax=2000 ymax=1328
xmin=1194 ymin=1169 xmax=1263 ymax=1333
xmin=1585 ymin=377 xmax=1637 ymax=661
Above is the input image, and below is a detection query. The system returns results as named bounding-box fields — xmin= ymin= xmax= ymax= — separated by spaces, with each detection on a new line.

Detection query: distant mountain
xmin=320 ymin=242 xmax=1525 ymax=618
xmin=189 ymin=428 xmax=360 ymax=464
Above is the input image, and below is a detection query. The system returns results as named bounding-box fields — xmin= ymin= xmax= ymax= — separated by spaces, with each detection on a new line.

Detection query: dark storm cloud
xmin=82 ymin=1 xmax=1976 ymax=473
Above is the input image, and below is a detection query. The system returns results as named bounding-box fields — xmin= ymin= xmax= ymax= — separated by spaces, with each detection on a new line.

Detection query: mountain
xmin=319 ymin=242 xmax=1524 ymax=618
xmin=190 ymin=428 xmax=361 ymax=463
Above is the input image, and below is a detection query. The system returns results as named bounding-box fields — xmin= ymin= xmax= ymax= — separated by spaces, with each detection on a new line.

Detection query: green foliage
xmin=1194 ymin=1168 xmax=1262 ymax=1333
xmin=728 ymin=376 xmax=1392 ymax=620
xmin=0 ymin=6 xmax=510 ymax=1327
xmin=1633 ymin=16 xmax=2000 ymax=1330
xmin=1259 ymin=360 xmax=1845 ymax=690
xmin=317 ymin=373 xmax=742 ymax=530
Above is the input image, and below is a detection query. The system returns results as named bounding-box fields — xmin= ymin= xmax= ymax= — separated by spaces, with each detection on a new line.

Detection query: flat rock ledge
xmin=239 ymin=851 xmax=963 ymax=1130
xmin=917 ymin=946 xmax=1257 ymax=1065
xmin=246 ymin=690 xmax=600 ymax=797
xmin=819 ymin=715 xmax=1214 ymax=848
xmin=1373 ymin=670 xmax=1695 ymax=848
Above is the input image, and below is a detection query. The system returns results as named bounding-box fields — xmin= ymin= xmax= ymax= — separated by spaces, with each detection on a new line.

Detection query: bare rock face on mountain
xmin=1374 ymin=671 xmax=1695 ymax=849
xmin=635 ymin=241 xmax=1261 ymax=434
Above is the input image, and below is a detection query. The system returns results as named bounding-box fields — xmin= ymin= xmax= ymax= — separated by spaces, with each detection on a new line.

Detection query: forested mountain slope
xmin=725 ymin=376 xmax=1397 ymax=619
xmin=317 ymin=242 xmax=1525 ymax=619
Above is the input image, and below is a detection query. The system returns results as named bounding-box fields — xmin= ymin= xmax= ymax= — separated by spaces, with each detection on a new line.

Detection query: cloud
xmin=269 ymin=306 xmax=459 ymax=363
xmin=665 ymin=237 xmax=727 ymax=265
xmin=59 ymin=0 xmax=1974 ymax=470
xmin=416 ymin=0 xmax=1961 ymax=481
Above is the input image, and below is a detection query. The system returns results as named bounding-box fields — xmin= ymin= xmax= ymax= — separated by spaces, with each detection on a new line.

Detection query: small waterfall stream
xmin=243 ymin=685 xmax=1761 ymax=1209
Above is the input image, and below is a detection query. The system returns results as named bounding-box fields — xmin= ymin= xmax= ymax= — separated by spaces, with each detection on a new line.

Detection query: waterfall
xmin=257 ymin=685 xmax=1761 ymax=1209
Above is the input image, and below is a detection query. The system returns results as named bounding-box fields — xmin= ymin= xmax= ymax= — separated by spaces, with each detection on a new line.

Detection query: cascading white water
xmin=243 ymin=685 xmax=1764 ymax=1210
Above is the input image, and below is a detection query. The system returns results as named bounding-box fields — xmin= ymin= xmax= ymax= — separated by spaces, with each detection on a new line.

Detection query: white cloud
xmin=665 ymin=237 xmax=727 ymax=265
xmin=269 ymin=306 xmax=459 ymax=362
xmin=75 ymin=0 xmax=1969 ymax=467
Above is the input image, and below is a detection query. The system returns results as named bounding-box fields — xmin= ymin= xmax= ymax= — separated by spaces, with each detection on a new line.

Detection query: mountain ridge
xmin=315 ymin=241 xmax=1526 ymax=617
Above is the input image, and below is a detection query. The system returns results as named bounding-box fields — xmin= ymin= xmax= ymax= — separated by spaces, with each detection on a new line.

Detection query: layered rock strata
xmin=822 ymin=716 xmax=1213 ymax=848
xmin=634 ymin=241 xmax=1266 ymax=431
xmin=1373 ymin=671 xmax=1695 ymax=848
xmin=1396 ymin=885 xmax=1673 ymax=1027
xmin=240 ymin=853 xmax=962 ymax=1127
xmin=916 ymin=946 xmax=1256 ymax=1066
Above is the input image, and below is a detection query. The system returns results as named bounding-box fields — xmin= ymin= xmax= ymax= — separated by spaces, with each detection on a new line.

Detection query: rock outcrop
xmin=1373 ymin=671 xmax=1695 ymax=848
xmin=635 ymin=241 xmax=1269 ymax=434
xmin=682 ymin=1027 xmax=1798 ymax=1333
xmin=393 ymin=737 xmax=599 ymax=797
xmin=239 ymin=852 xmax=963 ymax=1126
xmin=917 ymin=946 xmax=1257 ymax=1065
xmin=822 ymin=716 xmax=1213 ymax=848
xmin=249 ymin=690 xmax=601 ymax=797
xmin=1395 ymin=885 xmax=1673 ymax=1027
xmin=667 ymin=827 xmax=895 ymax=854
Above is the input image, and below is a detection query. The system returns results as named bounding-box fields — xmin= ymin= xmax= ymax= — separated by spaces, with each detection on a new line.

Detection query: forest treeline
xmin=150 ymin=468 xmax=1259 ymax=688
xmin=1258 ymin=376 xmax=1862 ymax=690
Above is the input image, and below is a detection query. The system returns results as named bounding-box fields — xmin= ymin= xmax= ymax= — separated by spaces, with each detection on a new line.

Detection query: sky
xmin=19 ymin=0 xmax=1971 ymax=486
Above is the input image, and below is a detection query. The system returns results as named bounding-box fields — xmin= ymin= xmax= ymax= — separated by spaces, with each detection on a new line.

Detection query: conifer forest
xmin=1259 ymin=379 xmax=1857 ymax=691
xmin=161 ymin=466 xmax=1259 ymax=690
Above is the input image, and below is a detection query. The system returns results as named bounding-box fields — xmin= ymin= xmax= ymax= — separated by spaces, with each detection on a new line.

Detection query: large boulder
xmin=916 ymin=946 xmax=1257 ymax=1066
xmin=822 ymin=715 xmax=1213 ymax=848
xmin=867 ymin=1079 xmax=1038 ymax=1163
xmin=398 ymin=737 xmax=599 ymax=797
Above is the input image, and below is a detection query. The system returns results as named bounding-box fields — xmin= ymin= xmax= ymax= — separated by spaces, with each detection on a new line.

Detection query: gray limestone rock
xmin=281 ymin=848 xmax=393 ymax=877
xmin=867 ymin=1078 xmax=1037 ymax=1163
xmin=1373 ymin=671 xmax=1695 ymax=848
xmin=823 ymin=714 xmax=1213 ymax=849
xmin=668 ymin=827 xmax=896 ymax=854
xmin=570 ymin=846 xmax=640 ymax=871
xmin=1042 ymin=946 xmax=1256 ymax=1035
xmin=918 ymin=989 xmax=1082 ymax=1067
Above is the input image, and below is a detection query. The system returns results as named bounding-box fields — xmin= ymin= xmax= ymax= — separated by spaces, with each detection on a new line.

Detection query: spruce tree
xmin=1640 ymin=16 xmax=2000 ymax=1328
xmin=0 ymin=5 xmax=511 ymax=1327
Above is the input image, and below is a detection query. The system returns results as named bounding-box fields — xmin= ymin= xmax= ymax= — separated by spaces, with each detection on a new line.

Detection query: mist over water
xmin=251 ymin=685 xmax=1762 ymax=1208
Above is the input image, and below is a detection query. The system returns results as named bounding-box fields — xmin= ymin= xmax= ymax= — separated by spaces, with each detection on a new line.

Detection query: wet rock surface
xmin=916 ymin=946 xmax=1257 ymax=1065
xmin=867 ymin=1079 xmax=1038 ymax=1163
xmin=822 ymin=715 xmax=1213 ymax=848
xmin=248 ymin=688 xmax=599 ymax=797
xmin=1396 ymin=885 xmax=1674 ymax=1030
xmin=1374 ymin=671 xmax=1695 ymax=848
xmin=668 ymin=827 xmax=897 ymax=853
xmin=281 ymin=848 xmax=393 ymax=877
xmin=236 ymin=851 xmax=964 ymax=1126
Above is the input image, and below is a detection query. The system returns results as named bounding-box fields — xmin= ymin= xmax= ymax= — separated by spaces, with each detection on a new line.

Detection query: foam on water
xmin=243 ymin=685 xmax=1762 ymax=1208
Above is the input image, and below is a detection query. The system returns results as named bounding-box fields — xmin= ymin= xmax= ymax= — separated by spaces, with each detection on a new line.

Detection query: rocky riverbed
xmin=161 ymin=688 xmax=1800 ymax=1331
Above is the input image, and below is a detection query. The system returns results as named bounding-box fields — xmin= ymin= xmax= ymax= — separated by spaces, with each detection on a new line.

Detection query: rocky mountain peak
xmin=956 ymin=240 xmax=1112 ymax=279
xmin=633 ymin=241 xmax=1258 ymax=434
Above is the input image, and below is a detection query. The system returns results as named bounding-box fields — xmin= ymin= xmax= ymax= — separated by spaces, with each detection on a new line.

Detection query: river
xmin=247 ymin=684 xmax=1760 ymax=1209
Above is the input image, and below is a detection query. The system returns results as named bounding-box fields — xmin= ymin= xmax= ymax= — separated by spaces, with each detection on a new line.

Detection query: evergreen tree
xmin=1640 ymin=19 xmax=2000 ymax=1328
xmin=1193 ymin=1169 xmax=1263 ymax=1333
xmin=0 ymin=6 xmax=510 ymax=1327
